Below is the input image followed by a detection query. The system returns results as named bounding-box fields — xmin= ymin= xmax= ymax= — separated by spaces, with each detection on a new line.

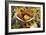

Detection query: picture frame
xmin=5 ymin=0 xmax=45 ymax=34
